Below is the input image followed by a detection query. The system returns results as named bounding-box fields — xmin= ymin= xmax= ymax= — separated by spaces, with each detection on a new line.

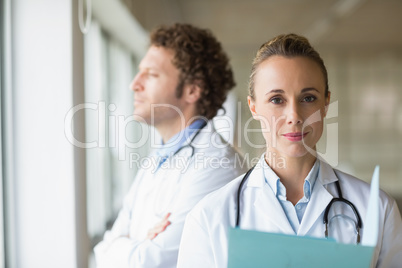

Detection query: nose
xmin=286 ymin=101 xmax=303 ymax=125
xmin=130 ymin=71 xmax=144 ymax=92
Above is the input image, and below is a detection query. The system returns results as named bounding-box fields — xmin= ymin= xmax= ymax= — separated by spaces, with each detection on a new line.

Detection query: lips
xmin=282 ymin=132 xmax=308 ymax=142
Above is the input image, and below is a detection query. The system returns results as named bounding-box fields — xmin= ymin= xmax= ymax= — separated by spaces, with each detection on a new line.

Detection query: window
xmin=0 ymin=0 xmax=6 ymax=265
xmin=1 ymin=0 xmax=15 ymax=266
xmin=84 ymin=20 xmax=149 ymax=266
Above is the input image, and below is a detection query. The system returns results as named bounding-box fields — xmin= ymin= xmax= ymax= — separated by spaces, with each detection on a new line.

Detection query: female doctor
xmin=177 ymin=34 xmax=402 ymax=268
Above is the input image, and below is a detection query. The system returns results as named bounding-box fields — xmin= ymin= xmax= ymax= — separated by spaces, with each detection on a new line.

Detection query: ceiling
xmin=122 ymin=0 xmax=402 ymax=51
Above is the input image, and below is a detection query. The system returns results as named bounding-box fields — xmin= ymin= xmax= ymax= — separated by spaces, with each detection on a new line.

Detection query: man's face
xmin=130 ymin=46 xmax=185 ymax=126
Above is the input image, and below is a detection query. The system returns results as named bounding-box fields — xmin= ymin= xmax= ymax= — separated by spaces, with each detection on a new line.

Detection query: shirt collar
xmin=262 ymin=155 xmax=320 ymax=200
xmin=157 ymin=119 xmax=206 ymax=158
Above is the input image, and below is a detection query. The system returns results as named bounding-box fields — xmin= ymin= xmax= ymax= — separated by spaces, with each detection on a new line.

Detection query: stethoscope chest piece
xmin=236 ymin=167 xmax=363 ymax=244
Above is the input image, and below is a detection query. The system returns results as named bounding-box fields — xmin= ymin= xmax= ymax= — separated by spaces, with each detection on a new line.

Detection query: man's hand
xmin=147 ymin=213 xmax=171 ymax=240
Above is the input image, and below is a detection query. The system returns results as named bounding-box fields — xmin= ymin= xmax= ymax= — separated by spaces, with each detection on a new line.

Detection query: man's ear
xmin=183 ymin=83 xmax=201 ymax=104
xmin=248 ymin=96 xmax=259 ymax=120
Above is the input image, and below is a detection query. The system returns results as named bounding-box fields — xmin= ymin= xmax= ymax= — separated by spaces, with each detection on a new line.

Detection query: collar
xmin=247 ymin=154 xmax=337 ymax=189
xmin=156 ymin=119 xmax=206 ymax=158
xmin=262 ymin=156 xmax=319 ymax=200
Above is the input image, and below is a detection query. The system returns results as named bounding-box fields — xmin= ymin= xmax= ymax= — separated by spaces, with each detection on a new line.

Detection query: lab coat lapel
xmin=298 ymin=160 xmax=337 ymax=236
xmin=181 ymin=120 xmax=213 ymax=150
xmin=158 ymin=123 xmax=208 ymax=175
xmin=249 ymin=160 xmax=294 ymax=234
xmin=158 ymin=121 xmax=212 ymax=172
xmin=158 ymin=123 xmax=213 ymax=182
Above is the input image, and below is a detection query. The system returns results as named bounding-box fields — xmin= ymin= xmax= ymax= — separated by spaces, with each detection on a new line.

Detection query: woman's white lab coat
xmin=177 ymin=156 xmax=402 ymax=268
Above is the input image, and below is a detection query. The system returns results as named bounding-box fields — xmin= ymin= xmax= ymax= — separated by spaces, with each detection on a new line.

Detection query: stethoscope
xmin=156 ymin=120 xmax=208 ymax=168
xmin=235 ymin=166 xmax=363 ymax=244
xmin=170 ymin=120 xmax=208 ymax=158
xmin=153 ymin=120 xmax=208 ymax=217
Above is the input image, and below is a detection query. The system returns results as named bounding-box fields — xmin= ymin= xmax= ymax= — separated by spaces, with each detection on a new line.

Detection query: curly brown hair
xmin=150 ymin=23 xmax=235 ymax=120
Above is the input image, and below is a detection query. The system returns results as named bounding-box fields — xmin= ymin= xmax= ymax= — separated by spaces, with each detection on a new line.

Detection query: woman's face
xmin=248 ymin=55 xmax=330 ymax=159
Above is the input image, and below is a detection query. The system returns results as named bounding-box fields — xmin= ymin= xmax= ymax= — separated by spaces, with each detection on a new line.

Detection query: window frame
xmin=1 ymin=0 xmax=17 ymax=266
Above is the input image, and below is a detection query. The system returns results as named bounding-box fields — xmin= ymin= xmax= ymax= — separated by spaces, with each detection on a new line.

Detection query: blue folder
xmin=228 ymin=228 xmax=374 ymax=268
xmin=228 ymin=166 xmax=380 ymax=268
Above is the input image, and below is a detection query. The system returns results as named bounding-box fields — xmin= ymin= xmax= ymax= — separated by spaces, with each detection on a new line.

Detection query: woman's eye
xmin=303 ymin=96 xmax=316 ymax=103
xmin=270 ymin=97 xmax=283 ymax=104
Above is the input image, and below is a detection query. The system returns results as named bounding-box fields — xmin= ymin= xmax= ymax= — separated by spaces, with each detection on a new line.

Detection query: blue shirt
xmin=263 ymin=157 xmax=320 ymax=233
xmin=156 ymin=119 xmax=206 ymax=170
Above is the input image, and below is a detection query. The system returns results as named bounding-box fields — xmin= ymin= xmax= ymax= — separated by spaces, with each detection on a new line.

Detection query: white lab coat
xmin=178 ymin=156 xmax=402 ymax=268
xmin=94 ymin=122 xmax=247 ymax=268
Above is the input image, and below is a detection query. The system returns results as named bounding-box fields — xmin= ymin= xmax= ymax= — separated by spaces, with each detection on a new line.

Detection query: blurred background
xmin=1 ymin=0 xmax=401 ymax=267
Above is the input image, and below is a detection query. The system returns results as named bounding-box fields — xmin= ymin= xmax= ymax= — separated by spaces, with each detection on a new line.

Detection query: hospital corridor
xmin=1 ymin=0 xmax=402 ymax=267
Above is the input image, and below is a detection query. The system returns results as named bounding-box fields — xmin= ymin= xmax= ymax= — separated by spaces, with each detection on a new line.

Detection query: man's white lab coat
xmin=94 ymin=122 xmax=247 ymax=267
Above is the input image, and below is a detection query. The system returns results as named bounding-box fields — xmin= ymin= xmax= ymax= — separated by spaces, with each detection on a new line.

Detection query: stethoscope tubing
xmin=133 ymin=120 xmax=209 ymax=219
xmin=235 ymin=165 xmax=363 ymax=243
xmin=172 ymin=121 xmax=208 ymax=158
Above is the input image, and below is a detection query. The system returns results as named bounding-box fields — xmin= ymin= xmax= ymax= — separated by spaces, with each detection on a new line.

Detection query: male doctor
xmin=94 ymin=23 xmax=246 ymax=267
